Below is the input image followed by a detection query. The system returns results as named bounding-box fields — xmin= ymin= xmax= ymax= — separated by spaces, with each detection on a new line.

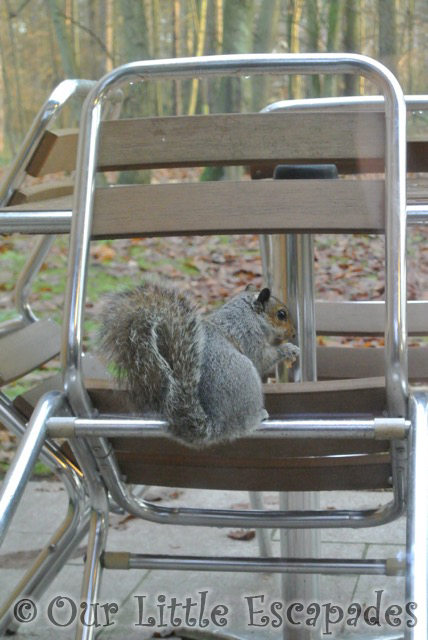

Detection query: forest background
xmin=1 ymin=0 xmax=428 ymax=157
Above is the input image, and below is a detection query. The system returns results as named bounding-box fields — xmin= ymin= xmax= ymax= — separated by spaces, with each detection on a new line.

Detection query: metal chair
xmin=0 ymin=79 xmax=125 ymax=635
xmin=256 ymin=94 xmax=428 ymax=628
xmin=0 ymin=54 xmax=426 ymax=640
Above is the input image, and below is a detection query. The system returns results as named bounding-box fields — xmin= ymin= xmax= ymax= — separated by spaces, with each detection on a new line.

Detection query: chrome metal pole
xmin=0 ymin=478 xmax=90 ymax=635
xmin=0 ymin=80 xmax=95 ymax=334
xmin=262 ymin=94 xmax=428 ymax=114
xmin=45 ymin=415 xmax=409 ymax=439
xmin=94 ymin=434 xmax=404 ymax=529
xmin=70 ymin=439 xmax=109 ymax=640
xmin=405 ymin=389 xmax=428 ymax=640
xmin=0 ymin=80 xmax=95 ymax=207
xmin=248 ymin=492 xmax=273 ymax=558
xmin=113 ymin=553 xmax=391 ymax=575
xmin=271 ymin=187 xmax=319 ymax=639
xmin=1 ymin=204 xmax=426 ymax=236
xmin=62 ymin=52 xmax=407 ymax=420
xmin=0 ymin=391 xmax=63 ymax=548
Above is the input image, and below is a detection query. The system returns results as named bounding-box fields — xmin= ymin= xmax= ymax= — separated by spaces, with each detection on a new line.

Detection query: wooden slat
xmin=316 ymin=300 xmax=428 ymax=336
xmin=11 ymin=373 xmax=390 ymax=493
xmin=317 ymin=345 xmax=428 ymax=380
xmin=25 ymin=130 xmax=66 ymax=177
xmin=25 ymin=112 xmax=386 ymax=177
xmin=0 ymin=194 xmax=72 ymax=214
xmin=90 ymin=180 xmax=384 ymax=237
xmin=1 ymin=180 xmax=384 ymax=236
xmin=0 ymin=320 xmax=60 ymax=385
xmin=78 ymin=376 xmax=386 ymax=418
xmin=9 ymin=179 xmax=74 ymax=205
xmin=251 ymin=140 xmax=428 ymax=178
xmin=118 ymin=451 xmax=391 ymax=491
xmin=12 ymin=353 xmax=108 ymax=418
xmin=95 ymin=376 xmax=390 ymax=490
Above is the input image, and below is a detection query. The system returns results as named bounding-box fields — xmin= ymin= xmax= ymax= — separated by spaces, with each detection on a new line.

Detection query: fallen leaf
xmin=227 ymin=529 xmax=256 ymax=541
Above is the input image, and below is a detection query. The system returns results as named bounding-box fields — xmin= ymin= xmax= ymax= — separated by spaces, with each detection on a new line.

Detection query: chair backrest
xmin=5 ymin=102 xmax=427 ymax=382
xmin=9 ymin=56 xmax=414 ymax=494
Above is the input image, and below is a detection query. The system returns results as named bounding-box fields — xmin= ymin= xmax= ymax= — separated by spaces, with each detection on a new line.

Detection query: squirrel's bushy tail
xmin=98 ymin=282 xmax=212 ymax=446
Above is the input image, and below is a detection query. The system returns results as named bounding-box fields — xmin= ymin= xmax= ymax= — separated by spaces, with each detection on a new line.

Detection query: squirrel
xmin=98 ymin=282 xmax=299 ymax=448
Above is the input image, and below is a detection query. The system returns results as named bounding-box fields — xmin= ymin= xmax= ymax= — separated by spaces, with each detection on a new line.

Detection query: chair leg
xmin=248 ymin=492 xmax=273 ymax=557
xmin=0 ymin=466 xmax=90 ymax=635
xmin=71 ymin=440 xmax=110 ymax=640
xmin=0 ymin=391 xmax=63 ymax=548
xmin=405 ymin=390 xmax=428 ymax=640
xmin=0 ymin=235 xmax=55 ymax=336
xmin=280 ymin=492 xmax=321 ymax=640
xmin=74 ymin=507 xmax=109 ymax=640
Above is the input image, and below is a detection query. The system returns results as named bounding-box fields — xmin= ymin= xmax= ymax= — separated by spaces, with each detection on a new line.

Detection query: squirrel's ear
xmin=257 ymin=288 xmax=271 ymax=307
xmin=245 ymin=284 xmax=257 ymax=292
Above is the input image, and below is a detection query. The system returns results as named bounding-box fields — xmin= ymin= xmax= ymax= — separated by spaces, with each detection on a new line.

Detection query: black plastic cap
xmin=273 ymin=164 xmax=339 ymax=180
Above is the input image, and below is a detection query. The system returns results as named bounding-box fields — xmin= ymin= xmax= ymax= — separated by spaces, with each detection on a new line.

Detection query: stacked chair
xmin=0 ymin=54 xmax=427 ymax=640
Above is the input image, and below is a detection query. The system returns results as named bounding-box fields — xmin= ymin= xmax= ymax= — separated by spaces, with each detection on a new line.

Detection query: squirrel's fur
xmin=98 ymin=282 xmax=299 ymax=448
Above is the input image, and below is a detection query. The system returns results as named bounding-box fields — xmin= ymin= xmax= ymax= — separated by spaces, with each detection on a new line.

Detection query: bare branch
xmin=55 ymin=9 xmax=115 ymax=62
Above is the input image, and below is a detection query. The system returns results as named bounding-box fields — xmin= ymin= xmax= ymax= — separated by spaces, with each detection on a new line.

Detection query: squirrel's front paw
xmin=278 ymin=343 xmax=300 ymax=368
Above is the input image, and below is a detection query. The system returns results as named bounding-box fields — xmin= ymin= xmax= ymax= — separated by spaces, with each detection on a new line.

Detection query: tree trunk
xmin=218 ymin=0 xmax=254 ymax=113
xmin=343 ymin=0 xmax=360 ymax=95
xmin=215 ymin=0 xmax=223 ymax=54
xmin=378 ymin=0 xmax=397 ymax=75
xmin=323 ymin=0 xmax=341 ymax=96
xmin=151 ymin=0 xmax=163 ymax=115
xmin=4 ymin=1 xmax=26 ymax=139
xmin=287 ymin=0 xmax=304 ymax=98
xmin=306 ymin=0 xmax=321 ymax=97
xmin=173 ymin=0 xmax=183 ymax=115
xmin=46 ymin=0 xmax=78 ymax=77
xmin=118 ymin=0 xmax=152 ymax=184
xmin=188 ymin=0 xmax=208 ymax=115
xmin=0 ymin=24 xmax=17 ymax=156
xmin=406 ymin=0 xmax=414 ymax=92
xmin=252 ymin=0 xmax=280 ymax=111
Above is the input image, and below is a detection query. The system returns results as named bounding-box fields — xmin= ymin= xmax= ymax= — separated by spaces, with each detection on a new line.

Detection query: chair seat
xmin=13 ymin=374 xmax=392 ymax=492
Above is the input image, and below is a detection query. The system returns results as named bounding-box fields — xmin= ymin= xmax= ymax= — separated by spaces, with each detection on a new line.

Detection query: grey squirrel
xmin=98 ymin=282 xmax=299 ymax=448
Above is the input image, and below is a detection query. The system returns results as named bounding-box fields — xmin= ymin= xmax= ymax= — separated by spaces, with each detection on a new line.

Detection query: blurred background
xmin=1 ymin=0 xmax=428 ymax=163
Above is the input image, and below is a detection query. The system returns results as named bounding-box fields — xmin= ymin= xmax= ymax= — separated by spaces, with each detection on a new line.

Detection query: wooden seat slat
xmin=10 ymin=373 xmax=391 ymax=492
xmin=117 ymin=452 xmax=391 ymax=491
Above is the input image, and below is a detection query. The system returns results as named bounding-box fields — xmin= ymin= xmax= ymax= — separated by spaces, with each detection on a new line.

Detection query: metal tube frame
xmin=67 ymin=438 xmax=109 ymax=640
xmin=0 ymin=80 xmax=96 ymax=336
xmin=52 ymin=54 xmax=407 ymax=532
xmin=405 ymin=389 xmax=428 ymax=640
xmin=257 ymin=92 xmax=422 ymax=639
xmin=0 ymin=392 xmax=90 ymax=634
xmin=0 ymin=56 xmax=412 ymax=639
xmin=103 ymin=552 xmax=401 ymax=576
xmin=63 ymin=53 xmax=408 ymax=415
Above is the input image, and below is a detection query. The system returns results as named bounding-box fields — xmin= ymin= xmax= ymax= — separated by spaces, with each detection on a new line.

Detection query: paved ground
xmin=0 ymin=481 xmax=409 ymax=639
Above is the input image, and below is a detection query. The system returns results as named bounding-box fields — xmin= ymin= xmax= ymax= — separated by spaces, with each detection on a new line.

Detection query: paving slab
xmin=0 ymin=482 xmax=411 ymax=639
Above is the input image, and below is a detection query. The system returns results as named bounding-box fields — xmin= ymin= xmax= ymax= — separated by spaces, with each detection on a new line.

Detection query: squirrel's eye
xmin=277 ymin=309 xmax=287 ymax=321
